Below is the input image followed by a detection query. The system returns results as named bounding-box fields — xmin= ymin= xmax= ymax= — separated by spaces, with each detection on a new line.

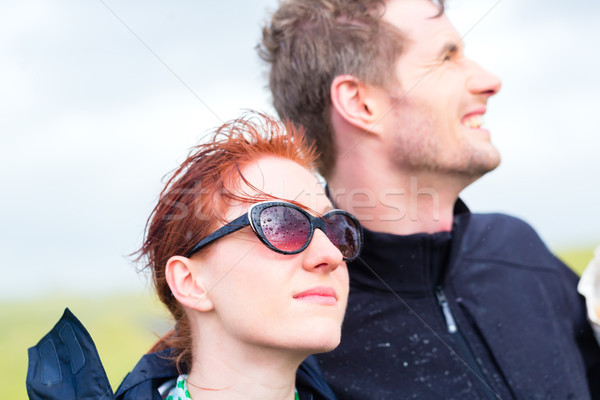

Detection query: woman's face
xmin=194 ymin=156 xmax=349 ymax=355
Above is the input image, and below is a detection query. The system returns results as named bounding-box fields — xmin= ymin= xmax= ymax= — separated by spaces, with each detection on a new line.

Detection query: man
xmin=259 ymin=0 xmax=600 ymax=399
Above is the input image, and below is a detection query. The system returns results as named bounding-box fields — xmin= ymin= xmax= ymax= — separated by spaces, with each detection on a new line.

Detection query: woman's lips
xmin=293 ymin=286 xmax=338 ymax=305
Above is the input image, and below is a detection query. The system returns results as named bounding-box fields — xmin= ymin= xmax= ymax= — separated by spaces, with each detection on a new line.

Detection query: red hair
xmin=136 ymin=112 xmax=317 ymax=369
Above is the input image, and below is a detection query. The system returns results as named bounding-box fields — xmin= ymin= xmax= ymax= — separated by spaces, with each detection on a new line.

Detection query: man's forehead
xmin=383 ymin=0 xmax=457 ymax=41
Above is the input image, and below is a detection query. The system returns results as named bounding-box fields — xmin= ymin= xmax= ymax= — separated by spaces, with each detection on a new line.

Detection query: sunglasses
xmin=185 ymin=201 xmax=363 ymax=261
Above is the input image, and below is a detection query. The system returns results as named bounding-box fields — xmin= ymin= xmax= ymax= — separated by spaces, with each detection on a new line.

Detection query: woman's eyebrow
xmin=320 ymin=205 xmax=335 ymax=214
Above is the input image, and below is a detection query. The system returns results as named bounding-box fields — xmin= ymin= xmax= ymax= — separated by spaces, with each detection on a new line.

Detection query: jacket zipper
xmin=435 ymin=287 xmax=499 ymax=400
xmin=436 ymin=287 xmax=457 ymax=333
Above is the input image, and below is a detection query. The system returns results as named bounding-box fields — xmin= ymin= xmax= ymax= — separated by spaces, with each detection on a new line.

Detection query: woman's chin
xmin=291 ymin=327 xmax=342 ymax=355
xmin=311 ymin=337 xmax=341 ymax=354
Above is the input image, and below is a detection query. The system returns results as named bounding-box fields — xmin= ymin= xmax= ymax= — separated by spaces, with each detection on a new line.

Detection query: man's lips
xmin=293 ymin=286 xmax=338 ymax=305
xmin=461 ymin=108 xmax=487 ymax=130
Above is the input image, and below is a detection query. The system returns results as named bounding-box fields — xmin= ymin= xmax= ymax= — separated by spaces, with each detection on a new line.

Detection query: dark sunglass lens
xmin=324 ymin=214 xmax=360 ymax=259
xmin=259 ymin=206 xmax=311 ymax=252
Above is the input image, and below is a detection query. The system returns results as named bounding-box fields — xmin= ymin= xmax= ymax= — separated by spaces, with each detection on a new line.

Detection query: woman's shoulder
xmin=26 ymin=309 xmax=338 ymax=400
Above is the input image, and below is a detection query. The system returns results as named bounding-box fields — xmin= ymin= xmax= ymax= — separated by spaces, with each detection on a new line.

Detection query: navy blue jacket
xmin=27 ymin=309 xmax=337 ymax=400
xmin=317 ymin=201 xmax=600 ymax=399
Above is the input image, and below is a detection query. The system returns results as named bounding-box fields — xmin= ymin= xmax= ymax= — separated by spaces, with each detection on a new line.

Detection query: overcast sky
xmin=1 ymin=0 xmax=599 ymax=300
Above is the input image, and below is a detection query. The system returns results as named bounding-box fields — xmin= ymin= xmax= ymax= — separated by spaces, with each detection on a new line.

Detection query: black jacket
xmin=27 ymin=308 xmax=338 ymax=400
xmin=316 ymin=201 xmax=600 ymax=400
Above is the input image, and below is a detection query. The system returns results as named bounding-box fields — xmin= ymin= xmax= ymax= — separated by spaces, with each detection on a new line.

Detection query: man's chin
xmin=471 ymin=158 xmax=500 ymax=178
xmin=467 ymin=145 xmax=501 ymax=175
xmin=439 ymin=151 xmax=501 ymax=184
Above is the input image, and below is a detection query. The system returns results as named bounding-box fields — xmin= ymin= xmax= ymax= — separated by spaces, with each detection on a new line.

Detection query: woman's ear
xmin=165 ymin=256 xmax=214 ymax=312
xmin=330 ymin=74 xmax=390 ymax=137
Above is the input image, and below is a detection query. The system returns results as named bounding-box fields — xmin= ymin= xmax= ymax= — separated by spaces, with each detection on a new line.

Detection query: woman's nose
xmin=301 ymin=229 xmax=344 ymax=272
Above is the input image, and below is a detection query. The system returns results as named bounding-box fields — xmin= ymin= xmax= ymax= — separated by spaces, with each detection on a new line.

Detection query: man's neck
xmin=328 ymin=159 xmax=466 ymax=236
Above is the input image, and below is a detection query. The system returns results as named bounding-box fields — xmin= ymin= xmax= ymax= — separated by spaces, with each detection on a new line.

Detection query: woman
xmin=26 ymin=113 xmax=363 ymax=400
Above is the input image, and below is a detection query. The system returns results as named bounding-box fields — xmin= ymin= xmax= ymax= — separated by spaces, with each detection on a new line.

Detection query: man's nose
xmin=468 ymin=60 xmax=502 ymax=99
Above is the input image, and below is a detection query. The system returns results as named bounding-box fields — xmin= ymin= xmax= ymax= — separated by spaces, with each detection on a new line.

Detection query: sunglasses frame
xmin=185 ymin=200 xmax=363 ymax=261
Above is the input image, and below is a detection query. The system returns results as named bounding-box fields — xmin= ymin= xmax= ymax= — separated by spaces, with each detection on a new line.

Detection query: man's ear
xmin=165 ymin=256 xmax=214 ymax=312
xmin=330 ymin=74 xmax=390 ymax=136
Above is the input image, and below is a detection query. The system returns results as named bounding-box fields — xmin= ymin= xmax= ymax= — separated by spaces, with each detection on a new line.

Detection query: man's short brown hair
xmin=259 ymin=0 xmax=444 ymax=178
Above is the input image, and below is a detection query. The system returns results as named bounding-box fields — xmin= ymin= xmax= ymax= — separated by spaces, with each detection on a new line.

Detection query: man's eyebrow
xmin=439 ymin=41 xmax=461 ymax=58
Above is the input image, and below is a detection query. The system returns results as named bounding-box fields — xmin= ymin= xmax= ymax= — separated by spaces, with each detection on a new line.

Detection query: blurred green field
xmin=3 ymin=246 xmax=596 ymax=399
xmin=557 ymin=246 xmax=597 ymax=276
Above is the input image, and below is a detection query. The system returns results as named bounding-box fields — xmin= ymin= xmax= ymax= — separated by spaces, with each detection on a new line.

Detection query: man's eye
xmin=442 ymin=44 xmax=459 ymax=62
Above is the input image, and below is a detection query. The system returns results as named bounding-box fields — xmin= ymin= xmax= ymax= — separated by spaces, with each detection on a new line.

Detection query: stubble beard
xmin=388 ymin=101 xmax=501 ymax=180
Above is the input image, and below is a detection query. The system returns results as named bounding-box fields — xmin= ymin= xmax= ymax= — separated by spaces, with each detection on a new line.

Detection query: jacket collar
xmin=26 ymin=308 xmax=115 ymax=400
xmin=114 ymin=349 xmax=180 ymax=397
xmin=115 ymin=352 xmax=337 ymax=400
xmin=348 ymin=199 xmax=470 ymax=294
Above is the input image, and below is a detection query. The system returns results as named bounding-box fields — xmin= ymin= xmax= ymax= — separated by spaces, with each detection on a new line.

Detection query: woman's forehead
xmin=241 ymin=157 xmax=328 ymax=203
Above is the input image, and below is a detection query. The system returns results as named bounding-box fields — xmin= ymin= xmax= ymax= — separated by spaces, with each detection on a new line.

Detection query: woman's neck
xmin=186 ymin=340 xmax=304 ymax=400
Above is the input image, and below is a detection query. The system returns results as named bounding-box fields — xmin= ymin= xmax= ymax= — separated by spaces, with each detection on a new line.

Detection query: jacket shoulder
xmin=459 ymin=212 xmax=560 ymax=270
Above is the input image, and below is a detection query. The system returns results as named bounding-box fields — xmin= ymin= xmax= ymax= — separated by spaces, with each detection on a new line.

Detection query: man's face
xmin=381 ymin=0 xmax=502 ymax=179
